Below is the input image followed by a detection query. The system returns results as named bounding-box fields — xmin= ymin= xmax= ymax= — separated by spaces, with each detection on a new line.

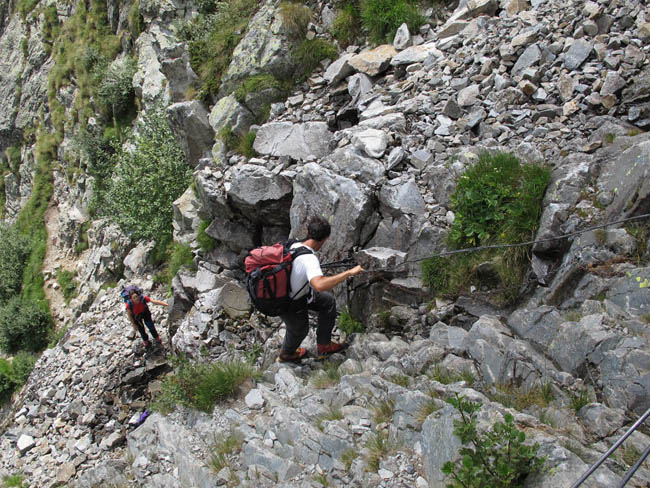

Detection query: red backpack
xmin=244 ymin=241 xmax=313 ymax=316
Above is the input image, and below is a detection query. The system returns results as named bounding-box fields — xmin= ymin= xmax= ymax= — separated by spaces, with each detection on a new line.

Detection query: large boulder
xmin=220 ymin=0 xmax=294 ymax=94
xmin=290 ymin=163 xmax=377 ymax=265
xmin=208 ymin=94 xmax=255 ymax=137
xmin=228 ymin=164 xmax=293 ymax=226
xmin=253 ymin=122 xmax=334 ymax=160
xmin=172 ymin=186 xmax=201 ymax=245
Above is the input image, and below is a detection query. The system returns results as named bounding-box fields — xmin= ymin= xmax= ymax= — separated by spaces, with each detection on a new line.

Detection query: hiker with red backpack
xmin=122 ymin=285 xmax=167 ymax=350
xmin=274 ymin=216 xmax=363 ymax=363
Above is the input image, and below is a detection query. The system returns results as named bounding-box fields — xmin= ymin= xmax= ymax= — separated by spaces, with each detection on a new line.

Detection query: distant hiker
xmin=124 ymin=289 xmax=167 ymax=349
xmin=278 ymin=216 xmax=364 ymax=363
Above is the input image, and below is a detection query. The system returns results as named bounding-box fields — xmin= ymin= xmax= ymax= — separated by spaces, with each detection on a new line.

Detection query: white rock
xmin=17 ymin=434 xmax=35 ymax=454
xmin=245 ymin=389 xmax=265 ymax=409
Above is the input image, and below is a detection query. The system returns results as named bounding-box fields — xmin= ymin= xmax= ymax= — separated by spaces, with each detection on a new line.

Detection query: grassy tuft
xmin=310 ymin=362 xmax=342 ymax=389
xmin=569 ymin=387 xmax=592 ymax=413
xmin=360 ymin=0 xmax=424 ymax=44
xmin=56 ymin=269 xmax=78 ymax=304
xmin=209 ymin=430 xmax=244 ymax=472
xmin=372 ymin=398 xmax=394 ymax=425
xmin=279 ymin=1 xmax=312 ymax=39
xmin=427 ymin=365 xmax=474 ymax=386
xmin=197 ymin=219 xmax=216 ymax=252
xmin=151 ymin=357 xmax=260 ymax=414
xmin=341 ymin=447 xmax=359 ymax=471
xmin=292 ymin=39 xmax=337 ymax=81
xmin=488 ymin=382 xmax=554 ymax=412
xmin=316 ymin=406 xmax=343 ymax=431
xmin=364 ymin=430 xmax=397 ymax=472
xmin=331 ymin=4 xmax=360 ymax=47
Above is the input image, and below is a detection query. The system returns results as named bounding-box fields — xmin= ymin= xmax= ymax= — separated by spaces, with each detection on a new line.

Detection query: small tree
xmin=442 ymin=394 xmax=545 ymax=488
xmin=105 ymin=108 xmax=191 ymax=242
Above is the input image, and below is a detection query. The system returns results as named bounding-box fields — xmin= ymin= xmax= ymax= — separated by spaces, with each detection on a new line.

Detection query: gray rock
xmin=600 ymin=71 xmax=626 ymax=97
xmin=16 ymin=434 xmax=35 ymax=454
xmin=215 ymin=281 xmax=250 ymax=319
xmin=355 ymin=247 xmax=407 ymax=272
xmin=167 ymin=101 xmax=215 ymax=167
xmin=391 ymin=43 xmax=442 ymax=66
xmin=512 ymin=44 xmax=542 ymax=78
xmin=442 ymin=98 xmax=463 ymax=119
xmin=393 ymin=23 xmax=411 ymax=50
xmin=564 ymin=39 xmax=593 ymax=70
xmin=123 ymin=241 xmax=155 ymax=279
xmin=253 ymin=122 xmax=334 ymax=160
xmin=172 ymin=186 xmax=201 ymax=245
xmin=245 ymin=389 xmax=265 ymax=409
xmin=324 ymin=53 xmax=355 ymax=85
xmin=321 ymin=147 xmax=385 ymax=186
xmin=457 ymin=84 xmax=480 ymax=107
xmin=352 ymin=128 xmax=388 ymax=158
xmin=228 ymin=164 xmax=292 ymax=226
xmin=208 ymin=94 xmax=255 ymax=137
xmin=348 ymin=73 xmax=373 ymax=104
xmin=578 ymin=403 xmax=627 ymax=439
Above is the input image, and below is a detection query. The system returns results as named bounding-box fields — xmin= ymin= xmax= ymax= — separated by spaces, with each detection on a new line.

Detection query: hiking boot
xmin=278 ymin=347 xmax=308 ymax=364
xmin=155 ymin=337 xmax=163 ymax=348
xmin=143 ymin=340 xmax=152 ymax=350
xmin=317 ymin=342 xmax=349 ymax=360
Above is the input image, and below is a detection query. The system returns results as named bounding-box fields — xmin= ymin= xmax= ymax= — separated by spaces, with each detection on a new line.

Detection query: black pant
xmin=134 ymin=308 xmax=160 ymax=343
xmin=279 ymin=291 xmax=336 ymax=354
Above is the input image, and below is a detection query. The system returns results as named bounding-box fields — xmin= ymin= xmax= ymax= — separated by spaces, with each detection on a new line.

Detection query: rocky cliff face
xmin=2 ymin=0 xmax=650 ymax=486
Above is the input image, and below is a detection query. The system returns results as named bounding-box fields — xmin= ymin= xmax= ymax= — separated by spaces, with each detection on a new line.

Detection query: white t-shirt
xmin=289 ymin=242 xmax=322 ymax=300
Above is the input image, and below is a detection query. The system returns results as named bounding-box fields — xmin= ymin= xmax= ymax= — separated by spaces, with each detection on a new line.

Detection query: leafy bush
xmin=95 ymin=55 xmax=138 ymax=124
xmin=422 ymin=152 xmax=550 ymax=303
xmin=279 ymin=1 xmax=312 ymax=39
xmin=151 ymin=357 xmax=260 ymax=413
xmin=0 ymin=359 xmax=17 ymax=403
xmin=0 ymin=224 xmax=30 ymax=303
xmin=0 ymin=297 xmax=51 ymax=353
xmin=292 ymin=38 xmax=337 ymax=81
xmin=442 ymin=394 xmax=545 ymax=488
xmin=105 ymin=108 xmax=191 ymax=242
xmin=360 ymin=0 xmax=424 ymax=44
xmin=16 ymin=0 xmax=40 ymax=19
xmin=8 ymin=352 xmax=37 ymax=386
xmin=338 ymin=310 xmax=365 ymax=335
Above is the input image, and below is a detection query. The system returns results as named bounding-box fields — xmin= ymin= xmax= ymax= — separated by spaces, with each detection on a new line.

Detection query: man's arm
xmin=126 ymin=309 xmax=138 ymax=330
xmin=309 ymin=265 xmax=364 ymax=293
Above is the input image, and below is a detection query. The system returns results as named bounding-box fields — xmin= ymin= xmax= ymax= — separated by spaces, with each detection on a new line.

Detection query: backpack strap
xmin=288 ymin=244 xmax=316 ymax=300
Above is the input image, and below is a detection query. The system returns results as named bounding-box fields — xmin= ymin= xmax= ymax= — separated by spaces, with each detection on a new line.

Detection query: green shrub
xmin=169 ymin=242 xmax=195 ymax=277
xmin=279 ymin=1 xmax=312 ymax=39
xmin=442 ymin=394 xmax=545 ymax=487
xmin=240 ymin=131 xmax=258 ymax=157
xmin=56 ymin=269 xmax=78 ymax=304
xmin=449 ymin=153 xmax=550 ymax=248
xmin=360 ymin=0 xmax=424 ymax=44
xmin=0 ymin=224 xmax=31 ymax=303
xmin=338 ymin=310 xmax=365 ymax=335
xmin=332 ymin=4 xmax=361 ymax=47
xmin=197 ymin=220 xmax=216 ymax=252
xmin=569 ymin=387 xmax=592 ymax=412
xmin=151 ymin=357 xmax=260 ymax=413
xmin=105 ymin=108 xmax=191 ymax=242
xmin=292 ymin=39 xmax=337 ymax=81
xmin=422 ymin=152 xmax=550 ymax=304
xmin=0 ymin=297 xmax=51 ymax=353
xmin=219 ymin=127 xmax=259 ymax=157
xmin=127 ymin=0 xmax=144 ymax=39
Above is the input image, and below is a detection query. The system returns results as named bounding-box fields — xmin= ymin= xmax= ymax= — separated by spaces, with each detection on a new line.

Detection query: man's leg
xmin=310 ymin=291 xmax=337 ymax=346
xmin=280 ymin=297 xmax=309 ymax=354
xmin=135 ymin=318 xmax=149 ymax=343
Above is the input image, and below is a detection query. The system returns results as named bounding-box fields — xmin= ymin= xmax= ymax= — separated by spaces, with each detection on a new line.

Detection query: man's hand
xmin=348 ymin=265 xmax=364 ymax=277
xmin=310 ymin=265 xmax=365 ymax=292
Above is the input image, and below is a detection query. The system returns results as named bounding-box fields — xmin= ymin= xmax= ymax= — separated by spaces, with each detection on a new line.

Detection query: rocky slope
xmin=2 ymin=0 xmax=650 ymax=486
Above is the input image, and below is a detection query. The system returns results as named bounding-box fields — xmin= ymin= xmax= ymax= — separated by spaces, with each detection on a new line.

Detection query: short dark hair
xmin=306 ymin=216 xmax=331 ymax=241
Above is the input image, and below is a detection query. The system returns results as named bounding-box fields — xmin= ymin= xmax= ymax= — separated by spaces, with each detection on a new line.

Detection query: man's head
xmin=130 ymin=292 xmax=141 ymax=303
xmin=306 ymin=216 xmax=331 ymax=243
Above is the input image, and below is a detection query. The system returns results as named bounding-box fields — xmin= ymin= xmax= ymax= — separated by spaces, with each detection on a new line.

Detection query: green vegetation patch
xmin=219 ymin=126 xmax=258 ymax=157
xmin=422 ymin=152 xmax=550 ymax=304
xmin=56 ymin=269 xmax=78 ymax=304
xmin=442 ymin=394 xmax=545 ymax=487
xmin=331 ymin=3 xmax=361 ymax=47
xmin=197 ymin=219 xmax=216 ymax=252
xmin=151 ymin=357 xmax=260 ymax=413
xmin=16 ymin=0 xmax=40 ymax=19
xmin=0 ymin=353 xmax=36 ymax=404
xmin=488 ymin=382 xmax=553 ymax=412
xmin=180 ymin=0 xmax=260 ymax=101
xmin=338 ymin=309 xmax=365 ymax=335
xmin=1 ymin=473 xmax=26 ymax=488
